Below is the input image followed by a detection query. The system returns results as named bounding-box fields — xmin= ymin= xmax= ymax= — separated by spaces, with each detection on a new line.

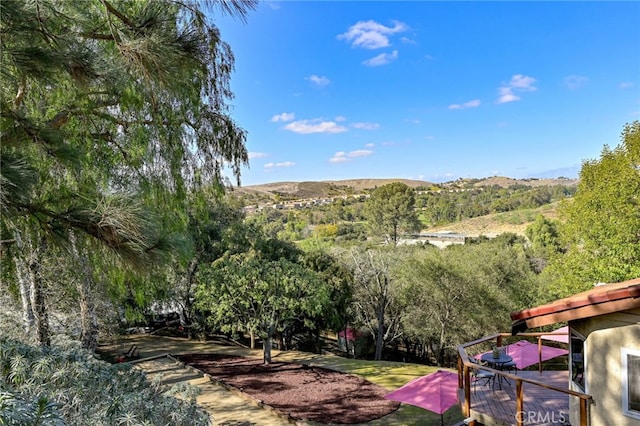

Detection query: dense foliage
xmin=240 ymin=182 xmax=576 ymax=244
xmin=415 ymin=184 xmax=576 ymax=226
xmin=1 ymin=0 xmax=255 ymax=348
xmin=542 ymin=120 xmax=640 ymax=297
xmin=0 ymin=338 xmax=209 ymax=425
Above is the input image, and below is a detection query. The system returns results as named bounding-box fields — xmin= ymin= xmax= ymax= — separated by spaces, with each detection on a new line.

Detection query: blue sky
xmin=214 ymin=1 xmax=640 ymax=186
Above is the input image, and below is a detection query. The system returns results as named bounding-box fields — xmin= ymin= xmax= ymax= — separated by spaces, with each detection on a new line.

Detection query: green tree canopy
xmin=195 ymin=251 xmax=330 ymax=364
xmin=1 ymin=0 xmax=255 ymax=255
xmin=544 ymin=121 xmax=640 ymax=297
xmin=364 ymin=183 xmax=421 ymax=245
xmin=395 ymin=240 xmax=540 ymax=365
xmin=1 ymin=0 xmax=256 ymax=346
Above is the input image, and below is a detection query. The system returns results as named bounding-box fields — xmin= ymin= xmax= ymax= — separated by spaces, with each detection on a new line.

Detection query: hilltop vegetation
xmin=237 ymin=177 xmax=577 ymax=240
xmin=232 ymin=176 xmax=577 ymax=204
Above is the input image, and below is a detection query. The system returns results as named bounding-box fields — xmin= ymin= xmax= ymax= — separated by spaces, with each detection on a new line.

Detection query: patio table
xmin=481 ymin=353 xmax=513 ymax=389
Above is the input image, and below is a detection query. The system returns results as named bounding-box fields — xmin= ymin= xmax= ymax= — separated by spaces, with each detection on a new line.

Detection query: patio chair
xmin=501 ymin=359 xmax=518 ymax=375
xmin=469 ymin=357 xmax=495 ymax=392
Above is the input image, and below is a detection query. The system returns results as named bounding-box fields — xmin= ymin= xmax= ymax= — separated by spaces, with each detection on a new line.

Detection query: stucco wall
xmin=569 ymin=308 xmax=640 ymax=426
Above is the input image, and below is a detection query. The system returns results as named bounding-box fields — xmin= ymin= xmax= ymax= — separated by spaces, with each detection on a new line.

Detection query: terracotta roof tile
xmin=510 ymin=278 xmax=640 ymax=329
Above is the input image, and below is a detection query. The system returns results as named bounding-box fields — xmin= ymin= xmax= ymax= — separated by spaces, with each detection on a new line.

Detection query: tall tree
xmin=1 ymin=0 xmax=256 ymax=345
xmin=342 ymin=246 xmax=405 ymax=361
xmin=544 ymin=121 xmax=640 ymax=297
xmin=170 ymin=193 xmax=247 ymax=334
xmin=525 ymin=214 xmax=561 ymax=273
xmin=196 ymin=252 xmax=330 ymax=364
xmin=364 ymin=183 xmax=421 ymax=245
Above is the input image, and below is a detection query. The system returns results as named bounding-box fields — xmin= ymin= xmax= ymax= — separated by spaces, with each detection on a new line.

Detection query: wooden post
xmin=516 ymin=379 xmax=524 ymax=426
xmin=458 ymin=355 xmax=463 ymax=388
xmin=580 ymin=398 xmax=588 ymax=426
xmin=464 ymin=365 xmax=471 ymax=417
xmin=497 ymin=335 xmax=503 ymax=347
xmin=538 ymin=337 xmax=543 ymax=374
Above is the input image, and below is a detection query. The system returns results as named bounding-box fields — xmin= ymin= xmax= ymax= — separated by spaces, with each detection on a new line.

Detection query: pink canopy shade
xmin=477 ymin=340 xmax=568 ymax=369
xmin=384 ymin=370 xmax=458 ymax=415
xmin=541 ymin=326 xmax=569 ymax=344
xmin=337 ymin=328 xmax=358 ymax=341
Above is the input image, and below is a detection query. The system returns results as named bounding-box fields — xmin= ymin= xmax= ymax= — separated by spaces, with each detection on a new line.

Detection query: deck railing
xmin=457 ymin=332 xmax=592 ymax=426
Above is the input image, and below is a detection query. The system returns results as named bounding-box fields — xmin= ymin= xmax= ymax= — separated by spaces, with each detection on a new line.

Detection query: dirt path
xmin=99 ymin=335 xmax=296 ymax=426
xmin=98 ymin=334 xmax=462 ymax=426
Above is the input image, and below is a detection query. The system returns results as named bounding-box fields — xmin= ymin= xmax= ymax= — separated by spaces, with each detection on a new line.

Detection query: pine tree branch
xmin=100 ymin=0 xmax=137 ymax=31
xmin=79 ymin=31 xmax=116 ymax=41
xmin=14 ymin=77 xmax=27 ymax=109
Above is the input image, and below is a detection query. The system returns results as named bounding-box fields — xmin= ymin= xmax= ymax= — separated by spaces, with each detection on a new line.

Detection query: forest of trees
xmin=239 ymin=182 xmax=577 ymax=242
xmin=1 ymin=0 xmax=638 ymax=424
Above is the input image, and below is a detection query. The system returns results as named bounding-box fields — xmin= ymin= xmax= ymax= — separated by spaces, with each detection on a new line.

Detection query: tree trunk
xmin=13 ymin=232 xmax=34 ymax=336
xmin=250 ymin=329 xmax=256 ymax=349
xmin=263 ymin=335 xmax=272 ymax=364
xmin=438 ymin=322 xmax=447 ymax=366
xmin=28 ymin=236 xmax=50 ymax=346
xmin=70 ymin=233 xmax=99 ymax=351
xmin=178 ymin=257 xmax=199 ymax=332
xmin=374 ymin=305 xmax=385 ymax=361
xmin=17 ymin=261 xmax=34 ymax=335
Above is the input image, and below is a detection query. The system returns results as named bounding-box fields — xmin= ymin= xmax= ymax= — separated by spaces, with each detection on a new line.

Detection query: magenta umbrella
xmin=506 ymin=340 xmax=568 ymax=369
xmin=541 ymin=326 xmax=569 ymax=344
xmin=384 ymin=370 xmax=458 ymax=426
xmin=485 ymin=340 xmax=568 ymax=369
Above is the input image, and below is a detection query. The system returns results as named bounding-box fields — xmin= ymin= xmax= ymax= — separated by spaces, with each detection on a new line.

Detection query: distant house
xmin=399 ymin=232 xmax=466 ymax=248
xmin=511 ymin=278 xmax=640 ymax=426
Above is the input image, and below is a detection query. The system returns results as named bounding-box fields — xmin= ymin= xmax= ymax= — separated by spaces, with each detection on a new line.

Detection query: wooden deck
xmin=458 ymin=371 xmax=570 ymax=425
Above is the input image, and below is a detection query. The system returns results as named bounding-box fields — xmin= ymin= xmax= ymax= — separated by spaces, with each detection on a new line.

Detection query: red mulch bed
xmin=178 ymin=354 xmax=400 ymax=424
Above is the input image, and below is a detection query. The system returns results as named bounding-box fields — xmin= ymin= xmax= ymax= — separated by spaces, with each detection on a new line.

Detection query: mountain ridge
xmin=230 ymin=176 xmax=578 ymax=201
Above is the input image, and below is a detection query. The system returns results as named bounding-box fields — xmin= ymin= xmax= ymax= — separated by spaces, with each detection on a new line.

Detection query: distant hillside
xmin=444 ymin=176 xmax=578 ymax=189
xmin=231 ymin=176 xmax=577 ymax=202
xmin=427 ymin=202 xmax=562 ymax=237
xmin=231 ymin=178 xmax=433 ymax=201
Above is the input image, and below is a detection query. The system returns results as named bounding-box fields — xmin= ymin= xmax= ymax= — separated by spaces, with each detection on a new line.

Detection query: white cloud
xmin=271 ymin=112 xmax=295 ymax=122
xmin=349 ymin=149 xmax=373 ymax=157
xmin=365 ymin=143 xmax=375 ymax=147
xmin=449 ymin=99 xmax=481 ymax=110
xmin=405 ymin=119 xmax=421 ymax=124
xmin=351 ymin=122 xmax=380 ymax=130
xmin=620 ymin=82 xmax=634 ymax=89
xmin=264 ymin=161 xmax=295 ymax=169
xmin=337 ymin=20 xmax=408 ymax=50
xmin=425 ymin=54 xmax=435 ymax=60
xmin=509 ymin=74 xmax=537 ymax=91
xmin=496 ymin=74 xmax=537 ymax=104
xmin=266 ymin=1 xmax=280 ymax=10
xmin=497 ymin=87 xmax=520 ymax=104
xmin=248 ymin=152 xmax=268 ymax=159
xmin=284 ymin=119 xmax=348 ymax=134
xmin=307 ymin=75 xmax=330 ymax=87
xmin=564 ymin=75 xmax=589 ymax=90
xmin=400 ymin=37 xmax=416 ymax=44
xmin=329 ymin=152 xmax=350 ymax=163
xmin=329 ymin=149 xmax=374 ymax=163
xmin=335 ymin=115 xmax=347 ymax=122
xmin=363 ymin=50 xmax=398 ymax=67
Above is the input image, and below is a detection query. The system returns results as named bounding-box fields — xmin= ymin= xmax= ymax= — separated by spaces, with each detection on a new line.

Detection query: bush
xmin=0 ymin=338 xmax=210 ymax=425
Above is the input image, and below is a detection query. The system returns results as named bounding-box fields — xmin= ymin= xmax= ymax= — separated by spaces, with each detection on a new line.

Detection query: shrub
xmin=0 ymin=339 xmax=210 ymax=425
